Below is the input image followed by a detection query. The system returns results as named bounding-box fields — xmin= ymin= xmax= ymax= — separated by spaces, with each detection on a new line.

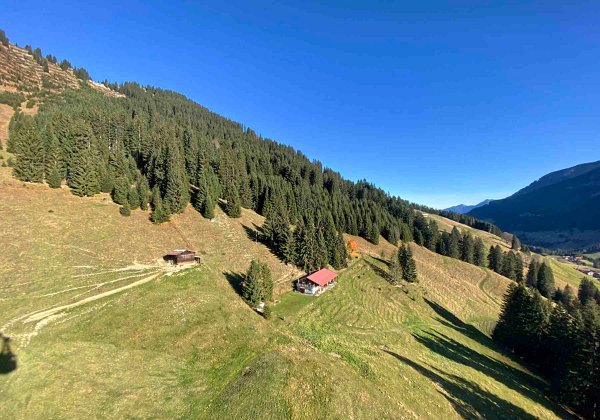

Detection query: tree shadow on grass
xmin=0 ymin=336 xmax=17 ymax=374
xmin=223 ymin=271 xmax=245 ymax=298
xmin=424 ymin=298 xmax=492 ymax=347
xmin=241 ymin=223 xmax=263 ymax=245
xmin=383 ymin=349 xmax=536 ymax=419
xmin=411 ymin=330 xmax=573 ymax=418
xmin=364 ymin=259 xmax=390 ymax=281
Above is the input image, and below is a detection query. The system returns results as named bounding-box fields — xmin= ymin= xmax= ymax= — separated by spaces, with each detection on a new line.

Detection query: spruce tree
xmin=511 ymin=235 xmax=521 ymax=251
xmin=137 ymin=176 xmax=150 ymax=210
xmin=202 ymin=194 xmax=215 ymax=219
xmin=128 ymin=187 xmax=140 ymax=210
xmin=13 ymin=118 xmax=45 ymax=183
xmin=163 ymin=143 xmax=190 ymax=214
xmin=537 ymin=262 xmax=556 ymax=298
xmin=111 ymin=176 xmax=129 ymax=205
xmin=460 ymin=232 xmax=474 ymax=264
xmin=501 ymin=251 xmax=517 ymax=280
xmin=488 ymin=245 xmax=504 ymax=273
xmin=399 ymin=243 xmax=418 ymax=282
xmin=150 ymin=187 xmax=169 ymax=224
xmin=526 ymin=260 xmax=540 ymax=288
xmin=447 ymin=227 xmax=461 ymax=259
xmin=473 ymin=237 xmax=487 ymax=267
xmin=119 ymin=201 xmax=131 ymax=217
xmin=45 ymin=132 xmax=63 ymax=188
xmin=578 ymin=278 xmax=599 ymax=306
xmin=224 ymin=190 xmax=242 ymax=218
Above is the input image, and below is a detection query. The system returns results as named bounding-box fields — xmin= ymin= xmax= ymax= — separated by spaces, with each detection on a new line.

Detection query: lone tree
xmin=398 ymin=243 xmax=418 ymax=282
xmin=511 ymin=235 xmax=521 ymax=251
xmin=241 ymin=260 xmax=273 ymax=308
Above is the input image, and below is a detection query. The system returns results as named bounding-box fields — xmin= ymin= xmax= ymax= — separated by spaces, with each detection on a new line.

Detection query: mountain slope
xmin=444 ymin=199 xmax=492 ymax=214
xmin=0 ymin=167 xmax=569 ymax=418
xmin=470 ymin=162 xmax=600 ymax=250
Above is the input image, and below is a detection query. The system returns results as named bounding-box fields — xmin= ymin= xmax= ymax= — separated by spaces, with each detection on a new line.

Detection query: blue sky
xmin=3 ymin=1 xmax=600 ymax=208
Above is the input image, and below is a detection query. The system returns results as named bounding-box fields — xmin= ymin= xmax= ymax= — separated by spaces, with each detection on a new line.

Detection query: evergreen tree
xmin=224 ymin=189 xmax=242 ymax=218
xmin=119 ymin=201 xmax=131 ymax=216
xmin=13 ymin=118 xmax=45 ymax=183
xmin=488 ymin=245 xmax=504 ymax=273
xmin=526 ymin=260 xmax=540 ymax=289
xmin=202 ymin=194 xmax=215 ymax=219
xmin=578 ymin=278 xmax=599 ymax=306
xmin=501 ymin=251 xmax=517 ymax=281
xmin=447 ymin=227 xmax=461 ymax=259
xmin=511 ymin=235 xmax=521 ymax=251
xmin=45 ymin=132 xmax=63 ymax=188
xmin=111 ymin=176 xmax=129 ymax=205
xmin=137 ymin=176 xmax=150 ymax=210
xmin=128 ymin=187 xmax=140 ymax=210
xmin=242 ymin=260 xmax=264 ymax=307
xmin=398 ymin=243 xmax=418 ymax=282
xmin=460 ymin=232 xmax=475 ymax=264
xmin=473 ymin=237 xmax=487 ymax=267
xmin=537 ymin=262 xmax=556 ymax=298
xmin=68 ymin=121 xmax=100 ymax=197
xmin=162 ymin=143 xmax=190 ymax=214
xmin=424 ymin=220 xmax=439 ymax=251
xmin=150 ymin=187 xmax=169 ymax=224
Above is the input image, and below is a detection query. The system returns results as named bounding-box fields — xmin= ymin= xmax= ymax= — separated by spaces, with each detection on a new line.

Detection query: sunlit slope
xmin=0 ymin=167 xmax=570 ymax=418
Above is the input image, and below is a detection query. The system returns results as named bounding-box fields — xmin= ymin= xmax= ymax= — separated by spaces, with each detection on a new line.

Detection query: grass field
xmin=0 ymin=167 xmax=573 ymax=418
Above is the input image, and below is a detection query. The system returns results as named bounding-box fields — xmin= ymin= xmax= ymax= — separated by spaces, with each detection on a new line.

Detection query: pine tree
xmin=111 ymin=176 xmax=129 ymax=205
xmin=150 ymin=187 xmax=169 ymax=224
xmin=202 ymin=194 xmax=215 ymax=219
xmin=45 ymin=132 xmax=63 ymax=188
xmin=399 ymin=243 xmax=418 ymax=282
xmin=501 ymin=251 xmax=517 ymax=281
xmin=13 ymin=118 xmax=45 ymax=183
xmin=447 ymin=227 xmax=461 ymax=259
xmin=119 ymin=201 xmax=131 ymax=217
xmin=224 ymin=189 xmax=242 ymax=218
xmin=537 ymin=262 xmax=556 ymax=298
xmin=511 ymin=235 xmax=521 ymax=251
xmin=526 ymin=260 xmax=540 ymax=288
xmin=163 ymin=143 xmax=190 ymax=214
xmin=473 ymin=237 xmax=487 ymax=267
xmin=578 ymin=278 xmax=599 ymax=306
xmin=137 ymin=176 xmax=150 ymax=210
xmin=128 ymin=187 xmax=140 ymax=210
xmin=425 ymin=220 xmax=439 ymax=251
xmin=460 ymin=232 xmax=474 ymax=264
xmin=68 ymin=122 xmax=100 ymax=197
xmin=488 ymin=245 xmax=504 ymax=273
xmin=242 ymin=260 xmax=264 ymax=307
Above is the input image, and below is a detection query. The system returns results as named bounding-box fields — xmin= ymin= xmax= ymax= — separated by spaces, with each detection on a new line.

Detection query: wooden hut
xmin=164 ymin=249 xmax=198 ymax=265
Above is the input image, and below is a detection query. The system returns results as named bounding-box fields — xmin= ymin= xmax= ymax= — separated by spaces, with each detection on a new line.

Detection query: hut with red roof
xmin=296 ymin=268 xmax=338 ymax=295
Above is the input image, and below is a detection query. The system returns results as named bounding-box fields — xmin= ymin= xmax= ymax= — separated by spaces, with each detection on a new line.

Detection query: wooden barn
xmin=163 ymin=249 xmax=199 ymax=265
xmin=297 ymin=268 xmax=338 ymax=295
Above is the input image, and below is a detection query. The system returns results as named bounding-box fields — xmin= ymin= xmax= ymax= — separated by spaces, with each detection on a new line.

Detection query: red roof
xmin=306 ymin=268 xmax=337 ymax=286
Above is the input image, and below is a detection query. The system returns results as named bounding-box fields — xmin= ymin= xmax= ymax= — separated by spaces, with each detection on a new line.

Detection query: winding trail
xmin=23 ymin=272 xmax=162 ymax=323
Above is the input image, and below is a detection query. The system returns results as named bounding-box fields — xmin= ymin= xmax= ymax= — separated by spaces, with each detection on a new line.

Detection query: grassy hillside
xmin=0 ymin=167 xmax=572 ymax=418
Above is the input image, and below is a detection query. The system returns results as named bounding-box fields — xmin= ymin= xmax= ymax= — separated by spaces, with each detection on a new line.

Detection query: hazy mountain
xmin=469 ymin=161 xmax=600 ymax=250
xmin=444 ymin=199 xmax=493 ymax=214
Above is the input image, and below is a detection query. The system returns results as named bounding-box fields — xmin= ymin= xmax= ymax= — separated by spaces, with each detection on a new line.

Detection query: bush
xmin=263 ymin=305 xmax=272 ymax=319
xmin=26 ymin=99 xmax=35 ymax=109
xmin=0 ymin=91 xmax=25 ymax=110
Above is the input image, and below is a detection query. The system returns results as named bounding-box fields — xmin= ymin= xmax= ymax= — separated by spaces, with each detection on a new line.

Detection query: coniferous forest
xmin=493 ymin=278 xmax=600 ymax=418
xmin=8 ymin=81 xmax=502 ymax=274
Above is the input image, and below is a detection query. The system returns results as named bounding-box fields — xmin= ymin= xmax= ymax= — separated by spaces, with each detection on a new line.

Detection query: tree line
xmin=8 ymin=79 xmax=503 ymax=275
xmin=493 ymin=277 xmax=600 ymax=418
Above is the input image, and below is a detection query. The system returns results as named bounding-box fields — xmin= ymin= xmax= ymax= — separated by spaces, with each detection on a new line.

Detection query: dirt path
xmin=22 ymin=272 xmax=162 ymax=323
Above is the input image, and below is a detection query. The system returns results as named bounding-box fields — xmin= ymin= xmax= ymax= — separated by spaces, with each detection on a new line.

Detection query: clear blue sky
xmin=3 ymin=1 xmax=600 ymax=208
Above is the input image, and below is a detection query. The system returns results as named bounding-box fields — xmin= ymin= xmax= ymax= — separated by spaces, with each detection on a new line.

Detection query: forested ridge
xmin=7 ymin=67 xmax=503 ymax=272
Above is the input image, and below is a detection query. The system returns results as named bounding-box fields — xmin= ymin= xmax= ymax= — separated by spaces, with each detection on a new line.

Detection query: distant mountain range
xmin=444 ymin=199 xmax=493 ymax=214
xmin=469 ymin=160 xmax=600 ymax=250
